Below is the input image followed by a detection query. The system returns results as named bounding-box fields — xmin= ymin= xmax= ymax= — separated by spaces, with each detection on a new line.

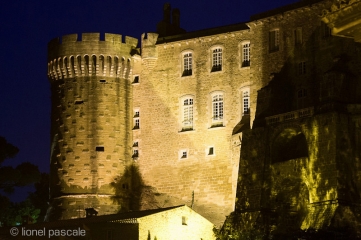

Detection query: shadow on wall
xmin=111 ymin=164 xmax=160 ymax=212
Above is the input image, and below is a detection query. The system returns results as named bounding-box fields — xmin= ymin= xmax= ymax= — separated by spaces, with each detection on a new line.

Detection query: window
xmin=96 ymin=146 xmax=104 ymax=152
xmin=182 ymin=98 xmax=194 ymax=130
xmin=212 ymin=48 xmax=222 ymax=72
xmin=133 ymin=75 xmax=139 ymax=83
xmin=133 ymin=141 xmax=138 ymax=147
xmin=297 ymin=88 xmax=308 ymax=109
xmin=182 ymin=53 xmax=192 ymax=76
xmin=294 ymin=27 xmax=302 ymax=45
xmin=298 ymin=62 xmax=306 ymax=75
xmin=269 ymin=29 xmax=280 ymax=52
xmin=179 ymin=150 xmax=188 ymax=159
xmin=134 ymin=110 xmax=139 ymax=117
xmin=134 ymin=119 xmax=140 ymax=129
xmin=133 ymin=109 xmax=139 ymax=129
xmin=242 ymin=90 xmax=250 ymax=115
xmin=208 ymin=147 xmax=214 ymax=155
xmin=241 ymin=42 xmax=250 ymax=67
xmin=132 ymin=149 xmax=139 ymax=158
xmin=182 ymin=216 xmax=187 ymax=225
xmin=212 ymin=94 xmax=224 ymax=124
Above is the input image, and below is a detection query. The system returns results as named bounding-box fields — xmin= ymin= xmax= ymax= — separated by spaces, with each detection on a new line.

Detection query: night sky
xmin=0 ymin=0 xmax=299 ymax=201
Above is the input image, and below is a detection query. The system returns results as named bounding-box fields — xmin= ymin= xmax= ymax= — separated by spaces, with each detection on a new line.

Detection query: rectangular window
xmin=180 ymin=150 xmax=188 ymax=159
xmin=182 ymin=98 xmax=194 ymax=130
xmin=183 ymin=53 xmax=192 ymax=76
xmin=297 ymin=89 xmax=308 ymax=109
xmin=294 ymin=27 xmax=302 ymax=45
xmin=242 ymin=43 xmax=250 ymax=67
xmin=269 ymin=29 xmax=280 ymax=52
xmin=208 ymin=147 xmax=214 ymax=155
xmin=212 ymin=94 xmax=224 ymax=124
xmin=133 ymin=75 xmax=139 ymax=83
xmin=133 ymin=109 xmax=140 ymax=130
xmin=96 ymin=146 xmax=104 ymax=152
xmin=298 ymin=62 xmax=306 ymax=75
xmin=242 ymin=90 xmax=250 ymax=115
xmin=132 ymin=149 xmax=139 ymax=158
xmin=212 ymin=48 xmax=222 ymax=72
xmin=134 ymin=119 xmax=140 ymax=129
xmin=182 ymin=216 xmax=187 ymax=225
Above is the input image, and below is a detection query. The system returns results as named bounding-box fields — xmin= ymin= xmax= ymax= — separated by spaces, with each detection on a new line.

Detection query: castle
xmin=46 ymin=0 xmax=361 ymax=233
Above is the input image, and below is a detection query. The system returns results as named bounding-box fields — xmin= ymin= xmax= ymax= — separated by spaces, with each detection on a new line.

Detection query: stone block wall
xmin=47 ymin=33 xmax=138 ymax=220
xmin=134 ymin=29 xmax=253 ymax=226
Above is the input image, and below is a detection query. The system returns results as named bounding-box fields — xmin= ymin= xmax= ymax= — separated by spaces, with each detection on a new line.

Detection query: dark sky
xmin=0 ymin=0 xmax=299 ymax=201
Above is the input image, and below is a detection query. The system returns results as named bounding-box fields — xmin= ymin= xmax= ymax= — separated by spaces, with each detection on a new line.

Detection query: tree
xmin=28 ymin=173 xmax=49 ymax=222
xmin=0 ymin=136 xmax=40 ymax=193
xmin=0 ymin=136 xmax=41 ymax=226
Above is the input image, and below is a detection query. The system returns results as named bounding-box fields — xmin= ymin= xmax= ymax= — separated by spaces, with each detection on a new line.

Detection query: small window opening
xmin=100 ymin=79 xmax=106 ymax=83
xmin=132 ymin=150 xmax=139 ymax=158
xmin=181 ymin=151 xmax=187 ymax=159
xmin=133 ymin=119 xmax=140 ymax=129
xmin=182 ymin=216 xmax=187 ymax=225
xmin=74 ymin=100 xmax=84 ymax=105
xmin=209 ymin=147 xmax=214 ymax=155
xmin=133 ymin=76 xmax=139 ymax=83
xmin=96 ymin=146 xmax=104 ymax=152
xmin=133 ymin=141 xmax=138 ymax=147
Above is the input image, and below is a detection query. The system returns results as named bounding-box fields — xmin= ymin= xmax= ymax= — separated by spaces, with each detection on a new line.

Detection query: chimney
xmin=172 ymin=8 xmax=180 ymax=28
xmin=163 ymin=3 xmax=171 ymax=23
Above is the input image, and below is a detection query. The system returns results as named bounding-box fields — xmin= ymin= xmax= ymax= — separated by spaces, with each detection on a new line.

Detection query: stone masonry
xmin=47 ymin=0 xmax=361 ymax=232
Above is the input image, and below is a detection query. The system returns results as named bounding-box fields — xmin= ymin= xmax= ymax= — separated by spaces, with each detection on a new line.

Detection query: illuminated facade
xmin=47 ymin=0 xmax=361 ymax=233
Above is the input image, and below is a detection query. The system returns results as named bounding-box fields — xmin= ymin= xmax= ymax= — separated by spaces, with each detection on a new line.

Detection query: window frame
xmin=210 ymin=91 xmax=224 ymax=127
xmin=133 ymin=108 xmax=140 ymax=130
xmin=179 ymin=149 xmax=189 ymax=160
xmin=242 ymin=88 xmax=250 ymax=116
xmin=269 ymin=29 xmax=280 ymax=53
xmin=179 ymin=95 xmax=195 ymax=132
xmin=297 ymin=61 xmax=306 ymax=75
xmin=294 ymin=27 xmax=303 ymax=46
xmin=132 ymin=75 xmax=140 ymax=84
xmin=241 ymin=41 xmax=250 ymax=68
xmin=211 ymin=46 xmax=223 ymax=72
xmin=207 ymin=146 xmax=215 ymax=156
xmin=182 ymin=51 xmax=193 ymax=77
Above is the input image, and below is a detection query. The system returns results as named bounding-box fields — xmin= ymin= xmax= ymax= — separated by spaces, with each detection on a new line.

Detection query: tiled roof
xmin=11 ymin=205 xmax=185 ymax=229
xmin=156 ymin=22 xmax=249 ymax=44
xmin=250 ymin=0 xmax=325 ymax=21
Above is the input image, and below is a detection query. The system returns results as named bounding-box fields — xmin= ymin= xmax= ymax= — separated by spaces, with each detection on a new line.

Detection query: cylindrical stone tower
xmin=47 ymin=33 xmax=138 ymax=220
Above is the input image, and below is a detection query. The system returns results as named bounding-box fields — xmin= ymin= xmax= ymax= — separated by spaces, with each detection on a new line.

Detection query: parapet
xmin=48 ymin=33 xmax=139 ymax=81
xmin=48 ymin=33 xmax=138 ymax=61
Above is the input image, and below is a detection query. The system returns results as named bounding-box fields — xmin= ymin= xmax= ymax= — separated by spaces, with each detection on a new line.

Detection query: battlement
xmin=48 ymin=33 xmax=139 ymax=81
xmin=49 ymin=33 xmax=138 ymax=48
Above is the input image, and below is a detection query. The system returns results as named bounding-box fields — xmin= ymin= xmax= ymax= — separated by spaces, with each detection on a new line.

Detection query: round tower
xmin=47 ymin=33 xmax=138 ymax=220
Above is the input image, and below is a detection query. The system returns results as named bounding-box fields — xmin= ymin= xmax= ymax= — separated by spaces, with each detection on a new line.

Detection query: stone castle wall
xmin=233 ymin=0 xmax=361 ymax=234
xmin=133 ymin=29 xmax=253 ymax=226
xmin=47 ymin=33 xmax=138 ymax=220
